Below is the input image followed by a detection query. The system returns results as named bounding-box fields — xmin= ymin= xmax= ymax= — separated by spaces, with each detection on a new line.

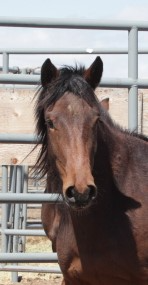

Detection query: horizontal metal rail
xmin=0 ymin=74 xmax=39 ymax=85
xmin=0 ymin=229 xmax=45 ymax=236
xmin=26 ymin=224 xmax=42 ymax=229
xmin=0 ymin=47 xmax=148 ymax=54
xmin=0 ymin=221 xmax=43 ymax=229
xmin=0 ymin=193 xmax=63 ymax=203
xmin=1 ymin=74 xmax=148 ymax=88
xmin=0 ymin=265 xmax=61 ymax=273
xmin=0 ymin=134 xmax=39 ymax=144
xmin=0 ymin=17 xmax=148 ymax=30
xmin=0 ymin=253 xmax=58 ymax=263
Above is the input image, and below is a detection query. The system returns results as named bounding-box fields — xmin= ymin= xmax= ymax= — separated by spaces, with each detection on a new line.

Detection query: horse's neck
xmin=94 ymin=126 xmax=147 ymax=213
xmin=94 ymin=125 xmax=130 ymax=198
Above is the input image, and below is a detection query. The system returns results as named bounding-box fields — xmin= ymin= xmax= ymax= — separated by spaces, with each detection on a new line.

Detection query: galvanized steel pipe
xmin=0 ymin=47 xmax=148 ymax=54
xmin=128 ymin=27 xmax=138 ymax=131
xmin=0 ymin=193 xmax=63 ymax=203
xmin=0 ymin=253 xmax=58 ymax=263
xmin=1 ymin=74 xmax=148 ymax=88
xmin=0 ymin=17 xmax=148 ymax=31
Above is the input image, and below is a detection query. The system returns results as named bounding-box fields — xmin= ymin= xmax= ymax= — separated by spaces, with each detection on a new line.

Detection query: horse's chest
xmin=57 ymin=213 xmax=148 ymax=282
xmin=57 ymin=220 xmax=120 ymax=275
xmin=58 ymin=248 xmax=133 ymax=285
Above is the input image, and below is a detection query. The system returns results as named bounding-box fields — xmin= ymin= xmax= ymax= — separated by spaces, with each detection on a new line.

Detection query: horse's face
xmin=45 ymin=92 xmax=99 ymax=209
xmin=38 ymin=56 xmax=103 ymax=210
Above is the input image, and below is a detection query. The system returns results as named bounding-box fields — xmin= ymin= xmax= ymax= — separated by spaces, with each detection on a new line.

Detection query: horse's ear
xmin=41 ymin=58 xmax=58 ymax=87
xmin=100 ymin=98 xmax=109 ymax=111
xmin=84 ymin=56 xmax=103 ymax=89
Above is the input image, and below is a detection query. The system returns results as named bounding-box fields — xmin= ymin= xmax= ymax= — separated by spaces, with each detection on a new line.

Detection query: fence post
xmin=128 ymin=26 xmax=138 ymax=132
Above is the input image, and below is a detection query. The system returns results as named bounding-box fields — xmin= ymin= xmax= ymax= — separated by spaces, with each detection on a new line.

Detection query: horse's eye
xmin=46 ymin=119 xmax=54 ymax=129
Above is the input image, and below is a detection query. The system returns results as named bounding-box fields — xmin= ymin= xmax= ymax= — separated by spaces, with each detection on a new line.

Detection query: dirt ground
xmin=0 ymin=274 xmax=63 ymax=285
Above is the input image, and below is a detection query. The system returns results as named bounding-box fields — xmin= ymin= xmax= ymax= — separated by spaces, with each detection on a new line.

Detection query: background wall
xmin=0 ymin=87 xmax=148 ymax=165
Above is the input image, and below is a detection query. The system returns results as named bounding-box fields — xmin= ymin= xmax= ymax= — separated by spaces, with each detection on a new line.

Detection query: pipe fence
xmin=0 ymin=17 xmax=148 ymax=283
xmin=0 ymin=18 xmax=148 ymax=130
xmin=0 ymin=165 xmax=62 ymax=282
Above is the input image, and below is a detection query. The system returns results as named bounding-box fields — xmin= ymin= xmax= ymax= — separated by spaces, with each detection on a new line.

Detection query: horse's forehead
xmin=52 ymin=92 xmax=92 ymax=115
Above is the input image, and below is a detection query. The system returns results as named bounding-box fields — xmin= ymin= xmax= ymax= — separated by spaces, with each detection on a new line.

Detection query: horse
xmin=35 ymin=56 xmax=148 ymax=285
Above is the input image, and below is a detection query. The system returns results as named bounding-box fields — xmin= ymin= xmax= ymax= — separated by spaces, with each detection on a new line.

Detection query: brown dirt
xmin=0 ymin=266 xmax=63 ymax=285
xmin=0 ymin=275 xmax=63 ymax=285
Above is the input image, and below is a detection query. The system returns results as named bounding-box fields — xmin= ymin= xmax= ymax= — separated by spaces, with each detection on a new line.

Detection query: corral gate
xmin=0 ymin=18 xmax=148 ymax=283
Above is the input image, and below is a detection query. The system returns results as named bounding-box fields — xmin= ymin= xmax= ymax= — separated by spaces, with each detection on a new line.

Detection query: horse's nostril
xmin=66 ymin=186 xmax=75 ymax=199
xmin=88 ymin=185 xmax=97 ymax=200
xmin=65 ymin=186 xmax=77 ymax=204
xmin=65 ymin=185 xmax=97 ymax=207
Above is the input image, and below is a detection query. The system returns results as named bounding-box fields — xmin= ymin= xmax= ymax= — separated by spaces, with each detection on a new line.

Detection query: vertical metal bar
xmin=11 ymin=166 xmax=22 ymax=283
xmin=7 ymin=166 xmax=17 ymax=253
xmin=128 ymin=26 xmax=138 ymax=132
xmin=21 ymin=166 xmax=28 ymax=251
xmin=1 ymin=166 xmax=8 ymax=252
xmin=2 ymin=52 xmax=9 ymax=73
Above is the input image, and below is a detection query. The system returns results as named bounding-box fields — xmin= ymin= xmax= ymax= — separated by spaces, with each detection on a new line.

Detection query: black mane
xmin=38 ymin=65 xmax=98 ymax=108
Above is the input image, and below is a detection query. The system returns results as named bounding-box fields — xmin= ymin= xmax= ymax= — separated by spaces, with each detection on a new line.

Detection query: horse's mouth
xmin=64 ymin=197 xmax=95 ymax=211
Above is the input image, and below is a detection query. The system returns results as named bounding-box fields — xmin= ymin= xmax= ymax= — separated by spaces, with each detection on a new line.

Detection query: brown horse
xmin=35 ymin=57 xmax=148 ymax=285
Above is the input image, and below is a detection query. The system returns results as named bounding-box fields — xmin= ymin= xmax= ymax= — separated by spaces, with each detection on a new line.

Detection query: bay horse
xmin=35 ymin=57 xmax=148 ymax=285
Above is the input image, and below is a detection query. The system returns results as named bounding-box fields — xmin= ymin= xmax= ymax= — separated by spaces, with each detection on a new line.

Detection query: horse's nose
xmin=65 ymin=185 xmax=97 ymax=208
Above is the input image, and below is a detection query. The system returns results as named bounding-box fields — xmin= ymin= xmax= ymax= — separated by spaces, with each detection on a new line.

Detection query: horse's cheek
xmin=49 ymin=132 xmax=61 ymax=155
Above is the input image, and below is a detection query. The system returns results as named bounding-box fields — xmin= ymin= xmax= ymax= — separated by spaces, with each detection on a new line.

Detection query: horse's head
xmin=36 ymin=57 xmax=103 ymax=210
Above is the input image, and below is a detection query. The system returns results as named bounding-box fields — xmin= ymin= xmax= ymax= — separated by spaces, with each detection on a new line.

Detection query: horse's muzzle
xmin=64 ymin=185 xmax=97 ymax=209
